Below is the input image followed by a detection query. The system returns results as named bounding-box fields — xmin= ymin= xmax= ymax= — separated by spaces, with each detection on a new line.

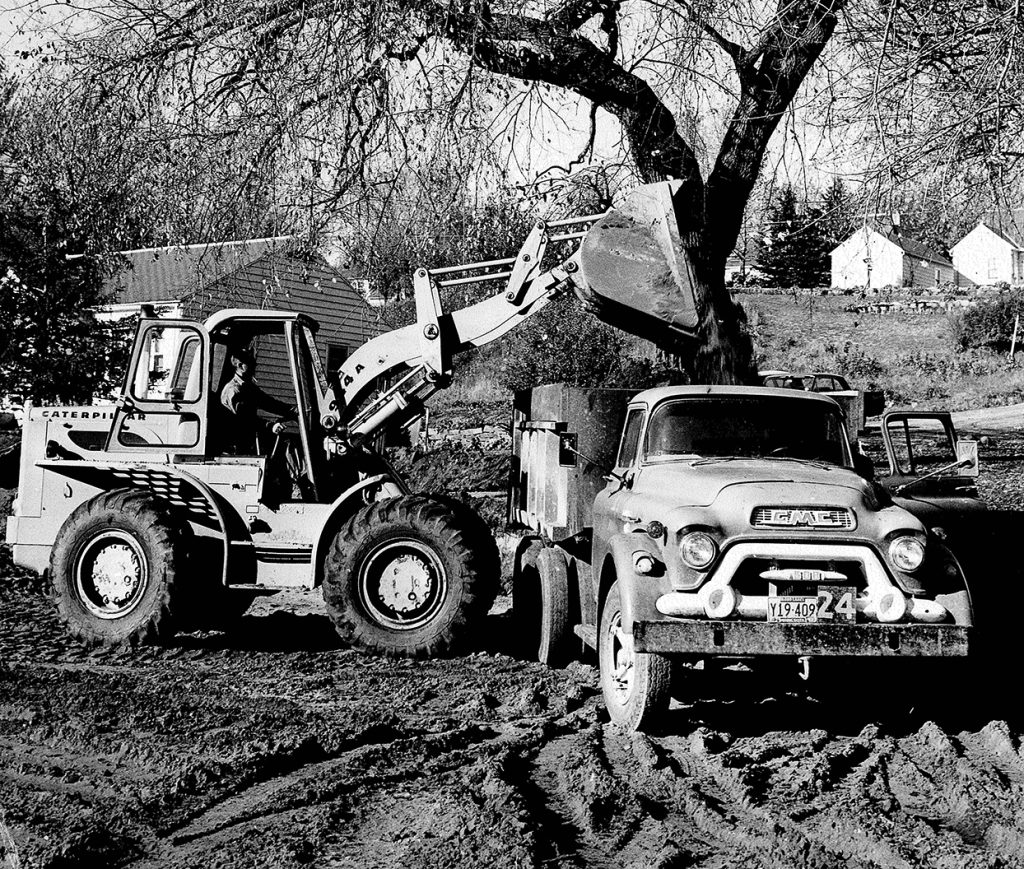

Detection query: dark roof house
xmin=91 ymin=237 xmax=381 ymax=405
xmin=830 ymin=223 xmax=958 ymax=289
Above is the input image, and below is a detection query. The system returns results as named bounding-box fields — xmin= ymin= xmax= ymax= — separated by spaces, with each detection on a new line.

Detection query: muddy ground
xmin=3 ymin=431 xmax=1024 ymax=868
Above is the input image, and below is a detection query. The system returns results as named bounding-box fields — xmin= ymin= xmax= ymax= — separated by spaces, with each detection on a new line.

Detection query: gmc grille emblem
xmin=759 ymin=508 xmax=851 ymax=528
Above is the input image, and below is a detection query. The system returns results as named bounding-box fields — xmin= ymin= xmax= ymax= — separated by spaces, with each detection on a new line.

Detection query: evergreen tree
xmin=759 ymin=185 xmax=804 ymax=288
xmin=0 ymin=72 xmax=132 ymax=404
xmin=820 ymin=178 xmax=854 ymax=252
xmin=760 ymin=184 xmax=840 ymax=288
xmin=800 ymin=204 xmax=832 ymax=288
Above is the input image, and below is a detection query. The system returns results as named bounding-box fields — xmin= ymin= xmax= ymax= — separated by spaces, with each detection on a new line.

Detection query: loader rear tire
xmin=50 ymin=489 xmax=186 ymax=646
xmin=322 ymin=494 xmax=499 ymax=658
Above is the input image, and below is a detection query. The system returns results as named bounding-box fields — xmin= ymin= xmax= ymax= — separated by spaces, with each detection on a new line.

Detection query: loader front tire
xmin=50 ymin=489 xmax=186 ymax=646
xmin=322 ymin=495 xmax=499 ymax=658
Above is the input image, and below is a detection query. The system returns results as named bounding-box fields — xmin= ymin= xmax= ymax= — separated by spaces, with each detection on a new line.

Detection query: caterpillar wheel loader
xmin=4 ymin=181 xmax=701 ymax=656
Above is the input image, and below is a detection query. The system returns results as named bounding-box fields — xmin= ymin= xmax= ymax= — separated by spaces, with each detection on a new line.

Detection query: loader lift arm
xmin=330 ymin=215 xmax=598 ymax=442
xmin=328 ymin=179 xmax=702 ymax=447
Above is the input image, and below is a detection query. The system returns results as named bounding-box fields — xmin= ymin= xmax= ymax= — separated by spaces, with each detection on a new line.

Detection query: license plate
xmin=767 ymin=585 xmax=857 ymax=623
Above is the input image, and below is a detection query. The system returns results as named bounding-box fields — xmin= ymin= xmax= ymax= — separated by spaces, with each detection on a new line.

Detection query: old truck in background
xmin=510 ymin=384 xmax=977 ymax=732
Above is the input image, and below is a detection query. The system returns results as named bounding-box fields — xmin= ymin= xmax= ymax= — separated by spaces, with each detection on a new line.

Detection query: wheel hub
xmin=378 ymin=554 xmax=434 ymax=614
xmin=75 ymin=531 xmax=148 ymax=619
xmin=92 ymin=544 xmax=142 ymax=605
xmin=359 ymin=539 xmax=449 ymax=631
xmin=609 ymin=616 xmax=635 ymax=701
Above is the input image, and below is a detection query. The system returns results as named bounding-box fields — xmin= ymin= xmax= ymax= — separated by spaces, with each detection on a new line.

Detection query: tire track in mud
xmin=521 ymin=732 xmax=644 ymax=869
xmin=0 ymin=812 xmax=20 ymax=869
xmin=601 ymin=716 xmax=1024 ymax=869
xmin=128 ymin=723 xmax=504 ymax=868
xmin=509 ymin=704 xmax=1024 ymax=869
xmin=886 ymin=721 xmax=1024 ymax=864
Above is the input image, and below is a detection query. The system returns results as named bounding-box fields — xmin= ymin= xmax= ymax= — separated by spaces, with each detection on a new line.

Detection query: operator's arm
xmin=252 ymin=384 xmax=296 ymax=419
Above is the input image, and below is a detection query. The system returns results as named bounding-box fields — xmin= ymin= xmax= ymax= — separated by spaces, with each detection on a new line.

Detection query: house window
xmin=326 ymin=344 xmax=349 ymax=378
xmin=988 ymin=258 xmax=998 ymax=279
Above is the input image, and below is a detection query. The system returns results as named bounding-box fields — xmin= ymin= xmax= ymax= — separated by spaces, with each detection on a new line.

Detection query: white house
xmin=950 ymin=220 xmax=1024 ymax=286
xmin=831 ymin=224 xmax=957 ymax=289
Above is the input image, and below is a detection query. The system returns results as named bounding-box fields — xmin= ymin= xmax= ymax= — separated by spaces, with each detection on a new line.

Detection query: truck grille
xmin=751 ymin=506 xmax=855 ymax=530
xmin=731 ymin=558 xmax=868 ymax=598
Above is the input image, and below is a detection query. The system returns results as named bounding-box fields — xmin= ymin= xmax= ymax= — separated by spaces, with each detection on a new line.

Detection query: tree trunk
xmin=680 ymin=250 xmax=755 ymax=385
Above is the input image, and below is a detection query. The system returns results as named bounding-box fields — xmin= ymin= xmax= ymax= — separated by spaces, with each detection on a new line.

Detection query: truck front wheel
xmin=50 ymin=489 xmax=186 ymax=646
xmin=599 ymin=580 xmax=672 ymax=732
xmin=322 ymin=495 xmax=499 ymax=658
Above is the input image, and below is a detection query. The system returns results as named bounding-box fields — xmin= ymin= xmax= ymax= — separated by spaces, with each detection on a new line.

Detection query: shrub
xmin=950 ymin=290 xmax=1024 ymax=351
xmin=497 ymin=296 xmax=688 ymax=393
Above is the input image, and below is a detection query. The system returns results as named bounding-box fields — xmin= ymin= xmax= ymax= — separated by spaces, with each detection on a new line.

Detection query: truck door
xmin=105 ymin=320 xmax=211 ymax=455
xmin=593 ymin=406 xmax=646 ymax=550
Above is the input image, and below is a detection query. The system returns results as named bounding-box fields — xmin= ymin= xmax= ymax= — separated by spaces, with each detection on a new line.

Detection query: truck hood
xmin=634 ymin=458 xmax=873 ymax=509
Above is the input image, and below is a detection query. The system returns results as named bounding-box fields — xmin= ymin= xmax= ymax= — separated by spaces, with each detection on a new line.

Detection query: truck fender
xmin=933 ymin=542 xmax=974 ymax=627
xmin=310 ymin=474 xmax=402 ymax=586
xmin=603 ymin=533 xmax=668 ymax=634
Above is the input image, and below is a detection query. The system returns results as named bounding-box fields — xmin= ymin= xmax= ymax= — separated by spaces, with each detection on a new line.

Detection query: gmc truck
xmin=510 ymin=385 xmax=976 ymax=732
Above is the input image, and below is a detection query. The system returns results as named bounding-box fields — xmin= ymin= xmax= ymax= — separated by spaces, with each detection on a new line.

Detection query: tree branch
xmin=671 ymin=0 xmax=758 ymax=88
xmin=428 ymin=3 xmax=704 ymax=208
xmin=545 ymin=0 xmax=617 ymax=32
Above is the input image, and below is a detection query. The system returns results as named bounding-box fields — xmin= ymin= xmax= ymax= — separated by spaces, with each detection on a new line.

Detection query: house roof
xmin=97 ymin=236 xmax=296 ymax=305
xmin=873 ymin=225 xmax=952 ymax=266
xmin=829 ymin=223 xmax=953 ymax=265
xmin=980 ymin=208 xmax=1024 ymax=248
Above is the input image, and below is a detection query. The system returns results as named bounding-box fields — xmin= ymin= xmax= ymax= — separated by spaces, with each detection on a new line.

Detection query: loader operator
xmin=219 ymin=347 xmax=296 ymax=456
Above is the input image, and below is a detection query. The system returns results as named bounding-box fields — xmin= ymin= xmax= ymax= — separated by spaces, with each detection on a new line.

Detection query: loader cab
xmin=106 ymin=310 xmax=335 ymax=504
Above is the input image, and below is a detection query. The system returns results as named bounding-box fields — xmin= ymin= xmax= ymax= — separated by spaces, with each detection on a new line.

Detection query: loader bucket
xmin=577 ymin=180 xmax=700 ymax=345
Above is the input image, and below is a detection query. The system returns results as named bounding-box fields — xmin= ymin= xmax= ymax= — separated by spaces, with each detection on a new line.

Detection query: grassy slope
xmin=742 ymin=293 xmax=1024 ymax=411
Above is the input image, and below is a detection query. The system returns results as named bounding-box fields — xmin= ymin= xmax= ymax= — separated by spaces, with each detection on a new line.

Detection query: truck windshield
xmin=644 ymin=397 xmax=851 ymax=467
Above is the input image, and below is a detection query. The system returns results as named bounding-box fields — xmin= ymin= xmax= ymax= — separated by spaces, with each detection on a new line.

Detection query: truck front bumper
xmin=633 ymin=619 xmax=970 ymax=657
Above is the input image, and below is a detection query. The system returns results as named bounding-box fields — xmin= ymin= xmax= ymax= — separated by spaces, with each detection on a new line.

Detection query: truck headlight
xmin=889 ymin=536 xmax=925 ymax=572
xmin=680 ymin=531 xmax=717 ymax=569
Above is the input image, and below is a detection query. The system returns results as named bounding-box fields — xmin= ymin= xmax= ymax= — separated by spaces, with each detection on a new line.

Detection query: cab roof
xmin=629 ymin=384 xmax=843 ymax=409
xmin=203 ymin=308 xmax=318 ymax=333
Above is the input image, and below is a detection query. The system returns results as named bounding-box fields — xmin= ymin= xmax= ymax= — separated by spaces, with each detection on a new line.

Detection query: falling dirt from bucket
xmin=577 ymin=180 xmax=701 ymax=347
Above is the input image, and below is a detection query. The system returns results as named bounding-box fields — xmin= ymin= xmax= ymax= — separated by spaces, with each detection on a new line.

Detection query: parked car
xmin=759 ymin=371 xmax=886 ymax=421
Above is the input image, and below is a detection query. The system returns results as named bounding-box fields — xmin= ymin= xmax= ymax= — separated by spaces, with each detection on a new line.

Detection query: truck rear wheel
xmin=50 ymin=489 xmax=186 ymax=646
xmin=599 ymin=580 xmax=672 ymax=732
xmin=512 ymin=543 xmax=576 ymax=666
xmin=322 ymin=495 xmax=499 ymax=658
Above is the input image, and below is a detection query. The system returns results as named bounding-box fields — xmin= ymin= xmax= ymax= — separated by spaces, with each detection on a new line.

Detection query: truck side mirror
xmin=956 ymin=440 xmax=979 ymax=477
xmin=853 ymin=451 xmax=875 ymax=480
xmin=558 ymin=432 xmax=578 ymax=467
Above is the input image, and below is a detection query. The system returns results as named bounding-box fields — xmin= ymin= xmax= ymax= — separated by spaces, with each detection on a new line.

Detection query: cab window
xmin=616 ymin=409 xmax=645 ymax=468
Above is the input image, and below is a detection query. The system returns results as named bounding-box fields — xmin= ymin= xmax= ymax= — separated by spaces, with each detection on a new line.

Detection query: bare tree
xmin=20 ymin=0 xmax=861 ymax=381
xmin=28 ymin=0 xmax=1024 ymax=379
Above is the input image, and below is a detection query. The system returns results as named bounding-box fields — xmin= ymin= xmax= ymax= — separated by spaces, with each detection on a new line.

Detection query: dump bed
xmin=509 ymin=384 xmax=632 ymax=541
